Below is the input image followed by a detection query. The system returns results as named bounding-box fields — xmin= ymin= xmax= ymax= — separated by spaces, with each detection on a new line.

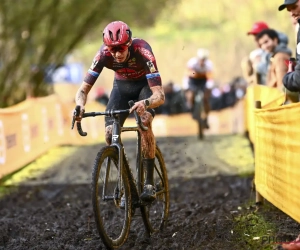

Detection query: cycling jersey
xmin=186 ymin=57 xmax=214 ymax=90
xmin=187 ymin=57 xmax=213 ymax=80
xmin=84 ymin=38 xmax=162 ymax=87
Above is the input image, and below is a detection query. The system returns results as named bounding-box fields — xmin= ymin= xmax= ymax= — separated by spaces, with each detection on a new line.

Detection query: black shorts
xmin=105 ymin=78 xmax=155 ymax=127
xmin=188 ymin=77 xmax=207 ymax=93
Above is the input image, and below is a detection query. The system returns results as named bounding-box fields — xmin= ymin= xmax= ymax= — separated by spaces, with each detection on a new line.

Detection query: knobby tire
xmin=91 ymin=146 xmax=132 ymax=249
xmin=140 ymin=145 xmax=170 ymax=235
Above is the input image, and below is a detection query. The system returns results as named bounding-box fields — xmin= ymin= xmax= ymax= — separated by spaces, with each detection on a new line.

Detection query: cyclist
xmin=73 ymin=21 xmax=165 ymax=202
xmin=184 ymin=48 xmax=214 ymax=129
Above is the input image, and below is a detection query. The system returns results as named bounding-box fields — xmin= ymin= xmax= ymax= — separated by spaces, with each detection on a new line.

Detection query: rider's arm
xmin=145 ymin=66 xmax=165 ymax=108
xmin=186 ymin=57 xmax=198 ymax=78
xmin=75 ymin=82 xmax=93 ymax=108
xmin=205 ymin=60 xmax=214 ymax=89
xmin=74 ymin=48 xmax=105 ymax=119
xmin=139 ymin=40 xmax=165 ymax=108
xmin=147 ymin=85 xmax=165 ymax=109
xmin=129 ymin=40 xmax=165 ymax=114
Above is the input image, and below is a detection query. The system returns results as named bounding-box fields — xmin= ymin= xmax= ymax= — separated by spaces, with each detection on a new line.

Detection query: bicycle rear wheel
xmin=192 ymin=91 xmax=204 ymax=140
xmin=198 ymin=120 xmax=204 ymax=140
xmin=140 ymin=145 xmax=170 ymax=234
xmin=91 ymin=146 xmax=131 ymax=249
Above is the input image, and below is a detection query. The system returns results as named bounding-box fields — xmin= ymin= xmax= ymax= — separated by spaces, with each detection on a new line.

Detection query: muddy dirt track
xmin=0 ymin=135 xmax=299 ymax=250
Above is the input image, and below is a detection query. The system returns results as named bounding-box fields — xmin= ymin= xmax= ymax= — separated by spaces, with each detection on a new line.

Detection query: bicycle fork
xmin=102 ymin=116 xmax=124 ymax=202
xmin=112 ymin=117 xmax=124 ymax=202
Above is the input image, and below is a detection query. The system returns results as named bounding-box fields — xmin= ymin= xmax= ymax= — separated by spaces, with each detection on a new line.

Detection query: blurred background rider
xmin=184 ymin=48 xmax=214 ymax=129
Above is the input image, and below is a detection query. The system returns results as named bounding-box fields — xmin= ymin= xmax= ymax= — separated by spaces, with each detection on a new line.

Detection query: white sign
xmin=21 ymin=113 xmax=31 ymax=152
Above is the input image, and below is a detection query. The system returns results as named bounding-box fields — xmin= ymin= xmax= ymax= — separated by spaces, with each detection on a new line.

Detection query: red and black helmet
xmin=103 ymin=21 xmax=132 ymax=46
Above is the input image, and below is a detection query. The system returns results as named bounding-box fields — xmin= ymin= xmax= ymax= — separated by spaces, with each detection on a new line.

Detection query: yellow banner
xmin=245 ymin=85 xmax=284 ymax=142
xmin=254 ymin=102 xmax=300 ymax=223
xmin=0 ymin=94 xmax=244 ymax=178
xmin=0 ymin=95 xmax=106 ymax=177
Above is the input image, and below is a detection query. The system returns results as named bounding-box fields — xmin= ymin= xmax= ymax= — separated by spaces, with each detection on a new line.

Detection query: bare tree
xmin=0 ymin=0 xmax=172 ymax=107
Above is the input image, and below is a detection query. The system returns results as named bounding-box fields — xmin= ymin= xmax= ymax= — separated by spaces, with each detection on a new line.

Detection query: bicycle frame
xmin=71 ymin=101 xmax=148 ymax=203
xmin=121 ymin=126 xmax=143 ymax=196
xmin=105 ymin=114 xmax=143 ymax=203
xmin=73 ymin=102 xmax=169 ymax=248
xmin=72 ymin=101 xmax=148 ymax=205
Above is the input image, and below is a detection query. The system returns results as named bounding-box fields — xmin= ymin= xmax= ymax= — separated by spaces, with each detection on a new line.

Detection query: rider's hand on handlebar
xmin=73 ymin=105 xmax=85 ymax=122
xmin=129 ymin=100 xmax=146 ymax=116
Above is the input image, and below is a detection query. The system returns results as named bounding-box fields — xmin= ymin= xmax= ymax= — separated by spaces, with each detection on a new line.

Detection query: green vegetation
xmin=212 ymin=134 xmax=254 ymax=174
xmin=233 ymin=202 xmax=280 ymax=250
xmin=78 ymin=0 xmax=297 ymax=90
xmin=1 ymin=0 xmax=296 ymax=107
xmin=146 ymin=0 xmax=297 ymax=85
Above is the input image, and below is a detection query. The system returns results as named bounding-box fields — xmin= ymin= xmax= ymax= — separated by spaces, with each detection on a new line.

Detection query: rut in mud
xmin=0 ymin=135 xmax=299 ymax=250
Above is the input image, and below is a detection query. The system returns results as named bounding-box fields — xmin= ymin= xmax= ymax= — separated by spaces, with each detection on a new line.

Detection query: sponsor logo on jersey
xmin=128 ymin=58 xmax=137 ymax=67
xmin=146 ymin=61 xmax=156 ymax=73
xmin=116 ymin=68 xmax=145 ymax=79
xmin=91 ymin=59 xmax=98 ymax=69
xmin=90 ymin=51 xmax=101 ymax=69
xmin=139 ymin=47 xmax=154 ymax=61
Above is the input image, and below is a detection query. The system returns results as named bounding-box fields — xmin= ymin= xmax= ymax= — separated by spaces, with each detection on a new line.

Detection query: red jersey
xmin=84 ymin=38 xmax=162 ymax=87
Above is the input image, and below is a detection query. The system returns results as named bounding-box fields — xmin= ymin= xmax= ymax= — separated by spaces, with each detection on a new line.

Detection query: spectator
xmin=256 ymin=29 xmax=291 ymax=92
xmin=159 ymin=81 xmax=187 ymax=115
xmin=210 ymin=85 xmax=223 ymax=111
xmin=95 ymin=87 xmax=109 ymax=106
xmin=230 ymin=76 xmax=247 ymax=101
xmin=279 ymin=0 xmax=300 ymax=96
xmin=220 ymin=84 xmax=236 ymax=109
xmin=242 ymin=21 xmax=290 ymax=86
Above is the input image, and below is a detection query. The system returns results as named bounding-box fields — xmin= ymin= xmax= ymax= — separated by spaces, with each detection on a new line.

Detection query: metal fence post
xmin=255 ymin=100 xmax=264 ymax=206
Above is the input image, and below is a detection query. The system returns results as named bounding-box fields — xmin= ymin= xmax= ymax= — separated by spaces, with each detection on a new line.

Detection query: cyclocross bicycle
xmin=72 ymin=100 xmax=169 ymax=249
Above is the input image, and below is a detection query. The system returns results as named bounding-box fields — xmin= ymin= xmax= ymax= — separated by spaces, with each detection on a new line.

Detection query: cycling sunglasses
xmin=107 ymin=45 xmax=128 ymax=53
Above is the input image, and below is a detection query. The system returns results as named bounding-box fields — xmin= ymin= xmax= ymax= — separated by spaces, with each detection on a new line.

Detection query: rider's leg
xmin=186 ymin=77 xmax=198 ymax=111
xmin=139 ymin=111 xmax=157 ymax=202
xmin=104 ymin=81 xmax=129 ymax=145
xmin=185 ymin=89 xmax=195 ymax=111
xmin=202 ymin=88 xmax=211 ymax=129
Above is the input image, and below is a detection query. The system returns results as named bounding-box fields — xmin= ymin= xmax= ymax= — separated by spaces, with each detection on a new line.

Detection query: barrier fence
xmin=245 ymin=85 xmax=300 ymax=223
xmin=255 ymin=102 xmax=300 ymax=223
xmin=0 ymin=95 xmax=106 ymax=177
xmin=1 ymin=84 xmax=299 ymax=224
xmin=0 ymin=93 xmax=243 ymax=178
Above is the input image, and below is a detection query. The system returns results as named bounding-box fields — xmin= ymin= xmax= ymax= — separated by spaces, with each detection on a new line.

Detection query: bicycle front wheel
xmin=141 ymin=145 xmax=170 ymax=234
xmin=91 ymin=146 xmax=131 ymax=249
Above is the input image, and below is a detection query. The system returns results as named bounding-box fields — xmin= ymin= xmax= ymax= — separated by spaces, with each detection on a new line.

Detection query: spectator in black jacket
xmin=279 ymin=0 xmax=300 ymax=94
